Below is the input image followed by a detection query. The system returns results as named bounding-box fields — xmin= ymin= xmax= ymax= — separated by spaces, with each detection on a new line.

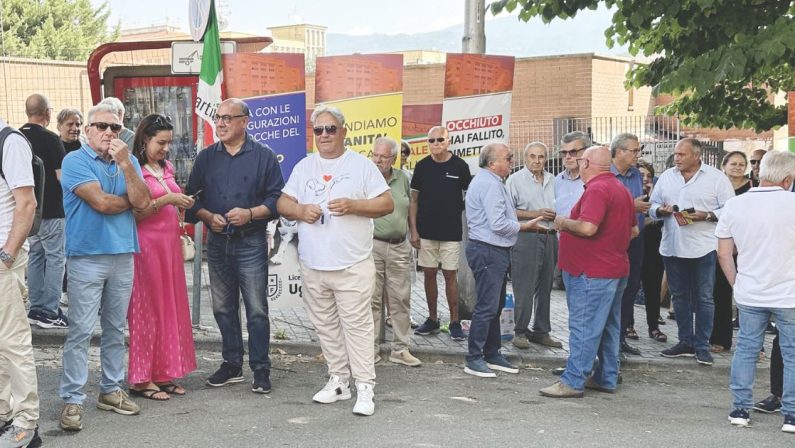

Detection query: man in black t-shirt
xmin=20 ymin=94 xmax=69 ymax=330
xmin=409 ymin=126 xmax=472 ymax=341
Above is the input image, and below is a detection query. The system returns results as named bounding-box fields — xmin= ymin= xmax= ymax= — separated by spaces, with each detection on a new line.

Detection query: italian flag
xmin=195 ymin=0 xmax=223 ymax=146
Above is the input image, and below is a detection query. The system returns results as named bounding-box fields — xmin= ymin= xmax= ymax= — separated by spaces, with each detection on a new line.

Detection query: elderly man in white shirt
xmin=649 ymin=138 xmax=734 ymax=366
xmin=716 ymin=150 xmax=795 ymax=432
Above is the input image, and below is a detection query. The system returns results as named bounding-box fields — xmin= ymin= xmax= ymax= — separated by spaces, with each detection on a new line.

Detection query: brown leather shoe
xmin=585 ymin=377 xmax=616 ymax=394
xmin=539 ymin=381 xmax=584 ymax=398
xmin=532 ymin=334 xmax=564 ymax=349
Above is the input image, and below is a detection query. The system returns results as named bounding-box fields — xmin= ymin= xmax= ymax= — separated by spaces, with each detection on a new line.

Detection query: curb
xmin=32 ymin=327 xmax=752 ymax=374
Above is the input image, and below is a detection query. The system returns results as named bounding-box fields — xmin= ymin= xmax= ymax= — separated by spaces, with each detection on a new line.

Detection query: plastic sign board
xmin=171 ymin=41 xmax=236 ymax=74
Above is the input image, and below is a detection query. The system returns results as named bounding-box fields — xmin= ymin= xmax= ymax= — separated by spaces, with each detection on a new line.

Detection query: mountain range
xmin=325 ymin=9 xmax=631 ymax=58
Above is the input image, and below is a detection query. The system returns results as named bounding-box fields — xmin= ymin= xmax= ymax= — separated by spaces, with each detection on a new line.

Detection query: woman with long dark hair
xmin=128 ymin=114 xmax=196 ymax=400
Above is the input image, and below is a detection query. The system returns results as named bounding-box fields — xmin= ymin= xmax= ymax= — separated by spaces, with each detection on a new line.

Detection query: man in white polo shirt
xmin=717 ymin=150 xmax=795 ymax=433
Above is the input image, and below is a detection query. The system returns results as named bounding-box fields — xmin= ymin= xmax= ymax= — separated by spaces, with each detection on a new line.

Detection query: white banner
xmin=441 ymin=92 xmax=512 ymax=173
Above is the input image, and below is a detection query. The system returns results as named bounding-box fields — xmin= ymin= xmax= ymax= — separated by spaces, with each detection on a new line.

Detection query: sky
xmin=93 ymin=0 xmax=524 ymax=36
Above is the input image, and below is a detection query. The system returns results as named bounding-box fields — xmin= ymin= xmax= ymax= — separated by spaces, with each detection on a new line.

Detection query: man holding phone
xmin=649 ymin=138 xmax=734 ymax=365
xmin=186 ymin=98 xmax=284 ymax=394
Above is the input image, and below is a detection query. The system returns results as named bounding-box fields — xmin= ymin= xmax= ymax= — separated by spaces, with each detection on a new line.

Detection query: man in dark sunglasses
xmin=749 ymin=149 xmax=767 ymax=186
xmin=58 ymin=102 xmax=151 ymax=430
xmin=278 ymin=104 xmax=394 ymax=416
xmin=410 ymin=126 xmax=472 ymax=341
xmin=186 ymin=98 xmax=284 ymax=396
xmin=99 ymin=97 xmax=135 ymax=148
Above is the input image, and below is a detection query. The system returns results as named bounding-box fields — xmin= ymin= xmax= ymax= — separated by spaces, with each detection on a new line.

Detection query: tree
xmin=1 ymin=0 xmax=119 ymax=61
xmin=489 ymin=0 xmax=795 ymax=132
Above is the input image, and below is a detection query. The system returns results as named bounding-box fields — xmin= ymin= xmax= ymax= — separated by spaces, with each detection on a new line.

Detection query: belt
xmin=220 ymin=226 xmax=267 ymax=239
xmin=373 ymin=236 xmax=406 ymax=244
xmin=526 ymin=228 xmax=556 ymax=235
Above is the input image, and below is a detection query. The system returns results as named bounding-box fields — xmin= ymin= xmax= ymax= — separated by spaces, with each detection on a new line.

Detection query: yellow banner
xmin=326 ymin=93 xmax=403 ymax=159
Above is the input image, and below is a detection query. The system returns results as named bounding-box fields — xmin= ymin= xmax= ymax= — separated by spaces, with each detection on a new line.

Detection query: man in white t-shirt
xmin=716 ymin=150 xmax=795 ymax=433
xmin=277 ymin=105 xmax=393 ymax=417
xmin=0 ymin=118 xmax=40 ymax=447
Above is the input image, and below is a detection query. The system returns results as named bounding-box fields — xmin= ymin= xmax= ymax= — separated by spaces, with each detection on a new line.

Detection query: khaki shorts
xmin=418 ymin=239 xmax=460 ymax=270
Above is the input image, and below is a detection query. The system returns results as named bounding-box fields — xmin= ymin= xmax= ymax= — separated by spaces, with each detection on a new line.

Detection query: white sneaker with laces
xmin=352 ymin=383 xmax=375 ymax=416
xmin=312 ymin=375 xmax=351 ymax=404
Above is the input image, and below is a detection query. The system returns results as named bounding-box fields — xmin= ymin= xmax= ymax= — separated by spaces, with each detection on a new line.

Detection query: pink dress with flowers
xmin=128 ymin=160 xmax=196 ymax=384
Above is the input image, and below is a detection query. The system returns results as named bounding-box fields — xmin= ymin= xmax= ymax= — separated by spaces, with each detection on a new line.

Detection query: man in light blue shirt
xmin=463 ymin=142 xmax=541 ymax=378
xmin=58 ymin=103 xmax=150 ymax=432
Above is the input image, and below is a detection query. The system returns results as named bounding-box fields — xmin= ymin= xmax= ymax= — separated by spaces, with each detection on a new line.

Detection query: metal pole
xmin=191 ymin=124 xmax=204 ymax=327
xmin=462 ymin=0 xmax=486 ymax=54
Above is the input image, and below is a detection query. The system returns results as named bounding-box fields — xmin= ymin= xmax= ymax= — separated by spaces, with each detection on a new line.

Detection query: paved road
xmin=30 ymin=346 xmax=788 ymax=448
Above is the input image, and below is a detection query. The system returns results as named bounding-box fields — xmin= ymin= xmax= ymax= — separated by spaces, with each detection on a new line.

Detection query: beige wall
xmin=0 ymin=57 xmax=92 ymax=130
xmin=591 ymin=56 xmax=654 ymax=117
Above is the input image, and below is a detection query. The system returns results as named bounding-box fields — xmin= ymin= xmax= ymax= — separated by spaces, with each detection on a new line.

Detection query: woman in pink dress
xmin=129 ymin=114 xmax=196 ymax=400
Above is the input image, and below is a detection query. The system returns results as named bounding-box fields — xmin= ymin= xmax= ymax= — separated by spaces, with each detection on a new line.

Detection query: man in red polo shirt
xmin=540 ymin=146 xmax=637 ymax=398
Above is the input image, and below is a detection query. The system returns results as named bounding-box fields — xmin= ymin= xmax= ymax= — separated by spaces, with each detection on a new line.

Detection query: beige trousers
xmin=0 ymin=250 xmax=39 ymax=429
xmin=300 ymin=257 xmax=376 ymax=385
xmin=371 ymin=239 xmax=412 ymax=352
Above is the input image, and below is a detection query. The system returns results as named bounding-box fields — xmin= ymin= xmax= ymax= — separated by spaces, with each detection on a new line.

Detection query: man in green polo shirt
xmin=370 ymin=137 xmax=421 ymax=367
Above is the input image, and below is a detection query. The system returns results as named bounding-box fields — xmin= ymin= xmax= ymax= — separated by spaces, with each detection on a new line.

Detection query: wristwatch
xmin=705 ymin=212 xmax=717 ymax=222
xmin=0 ymin=249 xmax=15 ymax=265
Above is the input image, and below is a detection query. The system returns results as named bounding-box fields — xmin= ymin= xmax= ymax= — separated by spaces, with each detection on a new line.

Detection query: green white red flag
xmin=195 ymin=0 xmax=223 ymax=145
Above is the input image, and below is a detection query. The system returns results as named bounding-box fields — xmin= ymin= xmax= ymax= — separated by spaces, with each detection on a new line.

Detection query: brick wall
xmin=0 ymin=57 xmax=92 ymax=130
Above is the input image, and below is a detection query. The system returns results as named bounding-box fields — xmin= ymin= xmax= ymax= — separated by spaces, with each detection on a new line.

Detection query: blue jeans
xmin=207 ymin=231 xmax=271 ymax=371
xmin=27 ymin=218 xmax=65 ymax=317
xmin=662 ymin=252 xmax=716 ymax=351
xmin=60 ymin=254 xmax=133 ymax=404
xmin=731 ymin=305 xmax=795 ymax=416
xmin=561 ymin=272 xmax=627 ymax=391
xmin=465 ymin=240 xmax=509 ymax=363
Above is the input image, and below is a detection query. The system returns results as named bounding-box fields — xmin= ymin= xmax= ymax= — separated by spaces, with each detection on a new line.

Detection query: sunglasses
xmin=560 ymin=147 xmax=586 ymax=157
xmin=428 ymin=137 xmax=446 ymax=144
xmin=213 ymin=114 xmax=247 ymax=124
xmin=90 ymin=122 xmax=122 ymax=133
xmin=152 ymin=115 xmax=173 ymax=128
xmin=750 ymin=159 xmax=760 ymax=165
xmin=313 ymin=125 xmax=338 ymax=136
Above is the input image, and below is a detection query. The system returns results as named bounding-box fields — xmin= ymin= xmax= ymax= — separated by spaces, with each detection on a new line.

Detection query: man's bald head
xmin=586 ymin=145 xmax=612 ymax=167
xmin=25 ymin=94 xmax=51 ymax=125
xmin=581 ymin=145 xmax=611 ymax=182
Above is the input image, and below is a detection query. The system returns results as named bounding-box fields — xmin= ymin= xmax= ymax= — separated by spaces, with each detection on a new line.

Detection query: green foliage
xmin=1 ymin=0 xmax=119 ymax=61
xmin=489 ymin=0 xmax=795 ymax=132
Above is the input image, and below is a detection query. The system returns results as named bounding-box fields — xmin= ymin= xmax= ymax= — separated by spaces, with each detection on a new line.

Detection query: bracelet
xmin=249 ymin=208 xmax=254 ymax=223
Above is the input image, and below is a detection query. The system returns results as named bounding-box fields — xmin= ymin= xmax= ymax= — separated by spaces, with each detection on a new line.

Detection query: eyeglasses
xmin=560 ymin=147 xmax=586 ymax=157
xmin=90 ymin=122 xmax=122 ymax=133
xmin=213 ymin=114 xmax=247 ymax=124
xmin=750 ymin=159 xmax=760 ymax=165
xmin=621 ymin=148 xmax=642 ymax=155
xmin=373 ymin=154 xmax=395 ymax=161
xmin=152 ymin=115 xmax=172 ymax=128
xmin=313 ymin=125 xmax=338 ymax=136
xmin=428 ymin=137 xmax=446 ymax=144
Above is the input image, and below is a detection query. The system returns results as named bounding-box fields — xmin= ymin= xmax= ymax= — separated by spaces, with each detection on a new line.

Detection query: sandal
xmin=625 ymin=327 xmax=639 ymax=340
xmin=710 ymin=344 xmax=725 ymax=353
xmin=649 ymin=329 xmax=668 ymax=343
xmin=129 ymin=388 xmax=170 ymax=401
xmin=157 ymin=383 xmax=186 ymax=396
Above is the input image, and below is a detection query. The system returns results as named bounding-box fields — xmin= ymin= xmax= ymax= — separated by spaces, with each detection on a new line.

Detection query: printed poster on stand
xmin=441 ymin=54 xmax=515 ymax=173
xmin=223 ymin=52 xmax=308 ymax=308
xmin=314 ymin=54 xmax=404 ymax=160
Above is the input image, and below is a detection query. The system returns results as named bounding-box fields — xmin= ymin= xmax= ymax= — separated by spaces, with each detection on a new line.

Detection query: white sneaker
xmin=312 ymin=375 xmax=351 ymax=404
xmin=389 ymin=349 xmax=422 ymax=367
xmin=352 ymin=383 xmax=375 ymax=416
